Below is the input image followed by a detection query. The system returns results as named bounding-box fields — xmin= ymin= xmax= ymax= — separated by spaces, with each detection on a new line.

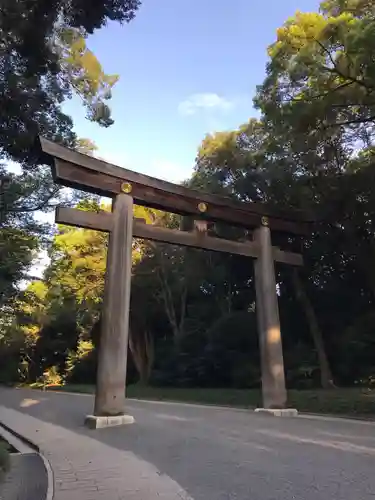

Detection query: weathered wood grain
xmin=55 ymin=207 xmax=303 ymax=266
xmin=38 ymin=137 xmax=315 ymax=232
xmin=94 ymin=194 xmax=133 ymax=416
xmin=56 ymin=206 xmax=113 ymax=231
xmin=53 ymin=159 xmax=311 ymax=235
xmin=254 ymin=226 xmax=287 ymax=409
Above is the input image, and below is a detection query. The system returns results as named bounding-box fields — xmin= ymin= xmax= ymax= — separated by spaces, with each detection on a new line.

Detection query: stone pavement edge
xmin=0 ymin=405 xmax=193 ymax=500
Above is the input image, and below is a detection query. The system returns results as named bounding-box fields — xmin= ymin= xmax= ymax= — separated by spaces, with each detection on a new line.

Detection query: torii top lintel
xmin=38 ymin=136 xmax=314 ymax=235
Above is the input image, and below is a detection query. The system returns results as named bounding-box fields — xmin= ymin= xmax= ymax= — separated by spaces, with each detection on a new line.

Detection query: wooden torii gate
xmin=38 ymin=137 xmax=313 ymax=428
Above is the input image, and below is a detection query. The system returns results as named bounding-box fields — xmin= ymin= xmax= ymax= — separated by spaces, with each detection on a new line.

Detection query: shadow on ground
xmin=0 ymin=452 xmax=47 ymax=500
xmin=1 ymin=387 xmax=375 ymax=500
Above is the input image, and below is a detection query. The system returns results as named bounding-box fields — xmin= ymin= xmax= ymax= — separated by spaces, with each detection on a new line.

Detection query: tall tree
xmin=254 ymin=1 xmax=375 ymax=148
xmin=0 ymin=0 xmax=141 ymax=312
xmin=0 ymin=0 xmax=141 ymax=166
xmin=192 ymin=120 xmax=339 ymax=388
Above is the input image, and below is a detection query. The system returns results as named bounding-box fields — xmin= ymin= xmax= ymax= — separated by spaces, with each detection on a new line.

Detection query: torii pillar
xmin=253 ymin=218 xmax=297 ymax=417
xmin=85 ymin=192 xmax=135 ymax=429
xmin=37 ymin=136 xmax=309 ymax=425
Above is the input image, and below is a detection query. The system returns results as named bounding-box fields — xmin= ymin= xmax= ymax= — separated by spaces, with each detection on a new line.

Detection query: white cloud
xmin=178 ymin=93 xmax=234 ymax=116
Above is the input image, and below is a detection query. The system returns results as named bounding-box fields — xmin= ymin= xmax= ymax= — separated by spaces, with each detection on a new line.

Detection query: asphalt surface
xmin=1 ymin=387 xmax=375 ymax=500
xmin=0 ymin=452 xmax=48 ymax=500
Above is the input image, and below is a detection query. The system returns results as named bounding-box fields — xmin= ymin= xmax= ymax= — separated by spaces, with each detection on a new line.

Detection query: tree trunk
xmin=156 ymin=246 xmax=187 ymax=341
xmin=292 ymin=269 xmax=335 ymax=389
xmin=129 ymin=328 xmax=154 ymax=385
xmin=92 ymin=317 xmax=155 ymax=386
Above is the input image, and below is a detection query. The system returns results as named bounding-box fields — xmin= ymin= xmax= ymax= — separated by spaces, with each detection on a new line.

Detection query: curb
xmin=129 ymin=398 xmax=375 ymax=423
xmin=0 ymin=420 xmax=39 ymax=452
xmin=0 ymin=420 xmax=54 ymax=500
xmin=298 ymin=412 xmax=375 ymax=425
xmin=8 ymin=385 xmax=375 ymax=423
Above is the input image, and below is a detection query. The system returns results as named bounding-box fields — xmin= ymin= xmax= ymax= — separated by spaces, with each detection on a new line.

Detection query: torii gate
xmin=37 ymin=137 xmax=314 ymax=428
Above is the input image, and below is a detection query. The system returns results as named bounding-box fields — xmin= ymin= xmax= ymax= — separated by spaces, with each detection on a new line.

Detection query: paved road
xmin=0 ymin=452 xmax=48 ymax=500
xmin=1 ymin=388 xmax=375 ymax=500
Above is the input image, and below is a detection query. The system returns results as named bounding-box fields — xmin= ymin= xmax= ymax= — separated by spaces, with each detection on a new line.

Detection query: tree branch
xmin=326 ymin=115 xmax=375 ymax=127
xmin=314 ymin=38 xmax=374 ymax=92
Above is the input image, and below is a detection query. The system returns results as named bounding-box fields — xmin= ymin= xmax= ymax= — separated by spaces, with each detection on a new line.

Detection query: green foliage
xmin=57 ymin=27 xmax=120 ymax=127
xmin=256 ymin=4 xmax=375 ymax=136
xmin=0 ymin=228 xmax=39 ymax=306
xmin=0 ymin=167 xmax=44 ymax=311
xmin=40 ymin=366 xmax=63 ymax=386
xmin=0 ymin=0 xmax=141 ymax=336
xmin=65 ymin=339 xmax=96 ymax=384
xmin=2 ymin=0 xmax=375 ymax=400
xmin=0 ymin=0 xmax=140 ymax=165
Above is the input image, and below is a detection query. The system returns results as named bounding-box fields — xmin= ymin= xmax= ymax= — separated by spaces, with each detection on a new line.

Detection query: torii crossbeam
xmin=37 ymin=137 xmax=314 ymax=427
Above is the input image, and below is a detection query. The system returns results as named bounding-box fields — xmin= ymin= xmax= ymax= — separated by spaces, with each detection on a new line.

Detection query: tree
xmin=17 ymin=202 xmax=166 ymax=385
xmin=253 ymin=0 xmax=375 ymax=324
xmin=0 ymin=165 xmax=49 ymax=307
xmin=0 ymin=0 xmax=141 ymax=166
xmin=0 ymin=0 xmax=142 ymax=320
xmin=192 ymin=120 xmax=339 ymax=388
xmin=3 ymin=0 xmax=375 ymax=393
xmin=255 ymin=2 xmax=375 ymax=145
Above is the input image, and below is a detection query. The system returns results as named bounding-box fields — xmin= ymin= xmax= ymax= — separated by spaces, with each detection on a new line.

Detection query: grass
xmin=27 ymin=383 xmax=375 ymax=418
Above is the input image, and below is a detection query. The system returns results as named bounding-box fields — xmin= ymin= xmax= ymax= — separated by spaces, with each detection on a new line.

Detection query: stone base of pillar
xmin=254 ymin=408 xmax=298 ymax=417
xmin=85 ymin=414 xmax=135 ymax=429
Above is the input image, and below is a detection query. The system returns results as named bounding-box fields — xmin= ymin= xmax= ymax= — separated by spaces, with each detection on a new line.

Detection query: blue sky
xmin=63 ymin=0 xmax=321 ymax=183
xmin=28 ymin=0 xmax=321 ymax=279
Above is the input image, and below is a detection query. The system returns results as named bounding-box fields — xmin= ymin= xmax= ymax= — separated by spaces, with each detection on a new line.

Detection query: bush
xmin=150 ymin=312 xmax=261 ymax=389
xmin=65 ymin=340 xmax=97 ymax=384
xmin=38 ymin=365 xmax=62 ymax=386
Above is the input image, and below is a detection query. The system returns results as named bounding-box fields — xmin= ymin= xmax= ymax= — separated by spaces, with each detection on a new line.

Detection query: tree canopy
xmin=0 ymin=0 xmax=140 ymax=166
xmin=1 ymin=0 xmax=375 ymax=394
xmin=0 ymin=0 xmax=141 ymax=313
